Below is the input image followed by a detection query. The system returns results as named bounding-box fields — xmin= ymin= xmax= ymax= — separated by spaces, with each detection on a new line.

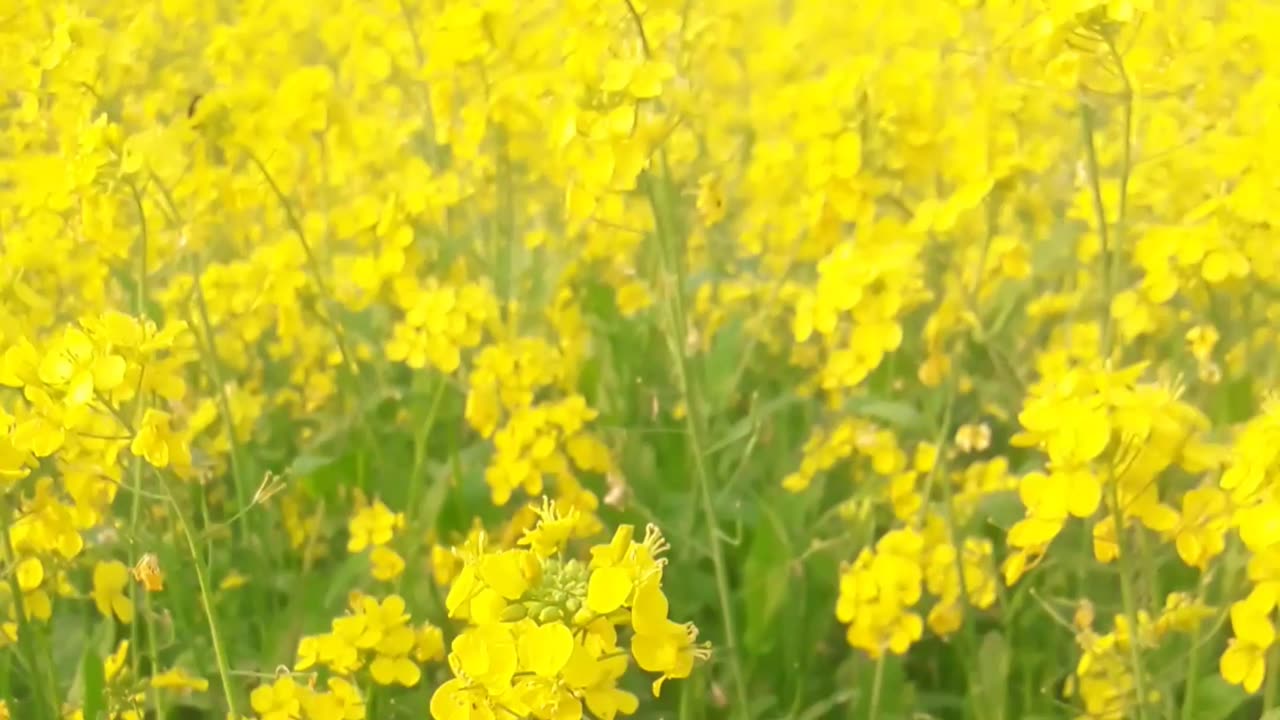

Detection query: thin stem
xmin=161 ymin=475 xmax=238 ymax=715
xmin=869 ymin=654 xmax=886 ymax=720
xmin=144 ymin=588 xmax=167 ymax=720
xmin=496 ymin=127 xmax=517 ymax=332
xmin=398 ymin=376 xmax=448 ymax=596
xmin=126 ymin=179 xmax=151 ymax=684
xmin=1079 ymin=102 xmax=1113 ymax=356
xmin=127 ymin=183 xmax=149 ymax=317
xmin=1179 ymin=570 xmax=1216 ymax=720
xmin=187 ymin=253 xmax=251 ymax=537
xmin=405 ymin=377 xmax=447 ymax=522
xmin=930 ymin=386 xmax=994 ymax=720
xmin=395 ymin=0 xmax=426 ymax=68
xmin=1083 ymin=35 xmax=1145 ymax=718
xmin=644 ymin=166 xmax=749 ymax=718
xmin=246 ymin=149 xmax=387 ymax=475
xmin=127 ymin=442 xmax=147 ymax=682
xmin=914 ymin=382 xmax=957 ymax=528
xmin=1105 ymin=35 xmax=1134 ymax=352
xmin=244 ymin=150 xmax=358 ymax=378
xmin=1108 ymin=480 xmax=1148 ymax=720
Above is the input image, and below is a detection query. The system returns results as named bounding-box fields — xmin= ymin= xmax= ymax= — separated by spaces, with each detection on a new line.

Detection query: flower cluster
xmin=835 ymin=517 xmax=997 ymax=657
xmin=433 ymin=500 xmax=708 ymax=719
xmin=294 ymin=592 xmax=444 ymax=688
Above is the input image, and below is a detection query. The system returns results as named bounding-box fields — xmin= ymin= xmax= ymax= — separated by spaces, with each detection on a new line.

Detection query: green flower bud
xmin=500 ymin=603 xmax=529 ymax=622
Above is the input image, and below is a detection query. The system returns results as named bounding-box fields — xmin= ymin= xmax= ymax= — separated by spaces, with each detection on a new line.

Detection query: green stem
xmin=144 ymin=589 xmax=167 ymax=720
xmin=187 ymin=253 xmax=252 ymax=540
xmin=405 ymin=376 xmax=447 ymax=523
xmin=245 ymin=150 xmax=358 ymax=379
xmin=644 ymin=165 xmax=749 ymax=718
xmin=0 ymin=504 xmax=57 ymax=720
xmin=127 ymin=445 xmax=147 ymax=684
xmin=868 ymin=654 xmax=886 ymax=720
xmin=126 ymin=178 xmax=151 ymax=684
xmin=931 ymin=386 xmax=994 ymax=720
xmin=398 ymin=376 xmax=448 ymax=595
xmin=246 ymin=149 xmax=387 ymax=473
xmin=495 ymin=127 xmax=518 ymax=333
xmin=127 ymin=182 xmax=149 ymax=317
xmin=1180 ymin=570 xmax=1216 ymax=720
xmin=1108 ymin=482 xmax=1148 ymax=720
xmin=1079 ymin=103 xmax=1114 ymax=356
xmin=161 ymin=476 xmax=238 ymax=716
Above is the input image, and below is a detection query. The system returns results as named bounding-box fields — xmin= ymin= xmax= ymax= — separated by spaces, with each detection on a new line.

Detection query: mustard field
xmin=2 ymin=1 xmax=1279 ymax=719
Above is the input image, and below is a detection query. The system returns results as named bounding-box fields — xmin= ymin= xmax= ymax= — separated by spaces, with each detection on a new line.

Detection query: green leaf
xmin=81 ymin=644 xmax=107 ymax=720
xmin=976 ymin=631 xmax=1009 ymax=720
xmin=702 ymin=319 xmax=746 ymax=408
xmin=742 ymin=507 xmax=790 ymax=656
xmin=843 ymin=655 xmax=912 ymax=719
xmin=286 ymin=452 xmax=339 ymax=478
xmin=1186 ymin=674 xmax=1249 ymax=720
xmin=707 ymin=393 xmax=802 ymax=458
xmin=847 ymin=396 xmax=926 ymax=433
xmin=974 ymin=490 xmax=1023 ymax=533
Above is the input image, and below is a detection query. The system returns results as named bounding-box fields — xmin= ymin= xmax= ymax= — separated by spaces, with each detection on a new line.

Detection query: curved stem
xmin=645 ymin=164 xmax=749 ymax=717
xmin=162 ymin=476 xmax=238 ymax=715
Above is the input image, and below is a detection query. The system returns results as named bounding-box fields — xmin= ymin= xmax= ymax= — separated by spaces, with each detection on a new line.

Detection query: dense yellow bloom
xmin=9 ymin=0 xmax=1280 ymax=716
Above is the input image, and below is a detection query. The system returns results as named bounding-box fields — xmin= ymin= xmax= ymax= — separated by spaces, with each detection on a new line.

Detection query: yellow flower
xmin=1174 ymin=486 xmax=1229 ymax=570
xmin=93 ymin=560 xmax=134 ymax=624
xmin=414 ymin=623 xmax=446 ymax=663
xmin=37 ymin=326 xmax=126 ymax=405
xmin=629 ymin=577 xmax=707 ymax=697
xmin=519 ymin=497 xmax=581 ymax=558
xmin=1222 ymin=638 xmax=1270 ymax=694
xmin=451 ymin=624 xmax=518 ymax=693
xmin=15 ymin=556 xmax=43 ymax=592
xmin=369 ymin=648 xmax=420 ymax=687
xmin=302 ymin=678 xmax=365 ymax=720
xmin=586 ymin=566 xmax=633 ymax=615
xmin=105 ymin=640 xmax=130 ymax=682
xmin=130 ymin=409 xmax=191 ymax=469
xmin=250 ymin=676 xmax=303 ymax=720
xmin=347 ymin=500 xmax=404 ymax=553
xmin=516 ymin=621 xmax=574 ymax=678
xmin=369 ymin=545 xmax=405 ymax=582
xmin=151 ymin=667 xmax=210 ymax=693
xmin=219 ymin=571 xmax=249 ymax=591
